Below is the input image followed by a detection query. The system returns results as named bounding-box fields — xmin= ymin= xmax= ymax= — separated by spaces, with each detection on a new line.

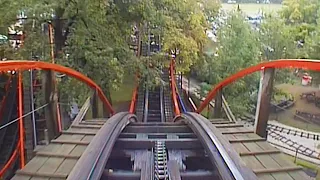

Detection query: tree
xmin=193 ymin=12 xmax=261 ymax=114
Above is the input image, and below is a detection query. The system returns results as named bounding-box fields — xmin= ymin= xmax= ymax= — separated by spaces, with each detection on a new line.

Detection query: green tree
xmin=194 ymin=12 xmax=261 ymax=114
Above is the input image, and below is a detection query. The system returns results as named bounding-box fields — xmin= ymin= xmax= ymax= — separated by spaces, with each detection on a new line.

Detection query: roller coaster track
xmin=3 ymin=59 xmax=319 ymax=180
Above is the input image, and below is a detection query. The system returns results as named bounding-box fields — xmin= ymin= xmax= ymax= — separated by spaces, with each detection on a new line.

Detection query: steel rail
xmin=179 ymin=113 xmax=257 ymax=180
xmin=67 ymin=112 xmax=136 ymax=180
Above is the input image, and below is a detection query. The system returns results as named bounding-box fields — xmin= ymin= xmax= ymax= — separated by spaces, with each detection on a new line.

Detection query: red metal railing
xmin=0 ymin=60 xmax=115 ymax=115
xmin=170 ymin=59 xmax=181 ymax=116
xmin=197 ymin=59 xmax=320 ymax=113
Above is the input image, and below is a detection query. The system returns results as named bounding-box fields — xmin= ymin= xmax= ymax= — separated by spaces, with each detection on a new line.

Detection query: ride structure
xmin=0 ymin=59 xmax=317 ymax=180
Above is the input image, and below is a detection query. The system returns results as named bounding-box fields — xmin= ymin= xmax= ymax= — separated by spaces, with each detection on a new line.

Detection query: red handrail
xmin=129 ymin=74 xmax=139 ymax=114
xmin=0 ymin=75 xmax=13 ymax=122
xmin=0 ymin=60 xmax=114 ymax=115
xmin=0 ymin=141 xmax=20 ymax=177
xmin=170 ymin=59 xmax=181 ymax=116
xmin=197 ymin=59 xmax=320 ymax=113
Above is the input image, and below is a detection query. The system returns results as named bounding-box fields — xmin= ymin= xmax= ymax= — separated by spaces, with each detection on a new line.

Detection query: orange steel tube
xmin=129 ymin=74 xmax=139 ymax=114
xmin=129 ymin=86 xmax=138 ymax=114
xmin=0 ymin=141 xmax=20 ymax=177
xmin=0 ymin=60 xmax=115 ymax=114
xmin=197 ymin=59 xmax=320 ymax=113
xmin=170 ymin=59 xmax=181 ymax=116
xmin=18 ymin=71 xmax=25 ymax=167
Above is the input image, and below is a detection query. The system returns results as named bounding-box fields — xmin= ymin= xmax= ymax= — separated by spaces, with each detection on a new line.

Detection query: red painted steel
xmin=129 ymin=77 xmax=138 ymax=114
xmin=170 ymin=59 xmax=181 ymax=116
xmin=0 ymin=60 xmax=115 ymax=115
xmin=197 ymin=59 xmax=320 ymax=113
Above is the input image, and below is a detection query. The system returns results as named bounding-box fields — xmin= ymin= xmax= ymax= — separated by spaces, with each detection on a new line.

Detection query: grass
xmin=221 ymin=3 xmax=282 ymax=15
xmin=110 ymin=75 xmax=136 ymax=108
xmin=283 ymin=154 xmax=320 ymax=179
xmin=85 ymin=74 xmax=136 ymax=119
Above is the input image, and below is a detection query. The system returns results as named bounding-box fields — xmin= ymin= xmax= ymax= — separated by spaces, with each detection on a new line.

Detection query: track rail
xmin=67 ymin=112 xmax=136 ymax=180
xmin=178 ymin=112 xmax=257 ymax=180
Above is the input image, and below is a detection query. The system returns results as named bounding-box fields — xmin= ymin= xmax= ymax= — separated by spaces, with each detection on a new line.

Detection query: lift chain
xmin=154 ymin=141 xmax=169 ymax=180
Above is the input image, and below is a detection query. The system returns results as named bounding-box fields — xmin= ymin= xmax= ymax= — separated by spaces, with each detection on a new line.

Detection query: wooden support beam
xmin=253 ymin=166 xmax=302 ymax=174
xmin=254 ymin=68 xmax=275 ymax=138
xmin=22 ymin=72 xmax=34 ymax=162
xmin=42 ymin=70 xmax=59 ymax=140
xmin=36 ymin=152 xmax=81 ymax=159
xmin=213 ymin=89 xmax=222 ymax=118
xmin=229 ymin=138 xmax=265 ymax=143
xmin=92 ymin=90 xmax=99 ymax=118
xmin=239 ymin=150 xmax=281 ymax=156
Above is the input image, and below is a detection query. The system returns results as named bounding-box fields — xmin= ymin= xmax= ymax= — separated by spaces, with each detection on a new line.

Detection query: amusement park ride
xmin=0 ymin=13 xmax=318 ymax=180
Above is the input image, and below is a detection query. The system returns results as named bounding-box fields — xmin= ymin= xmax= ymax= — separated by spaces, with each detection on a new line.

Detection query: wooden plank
xmin=55 ymin=144 xmax=76 ymax=154
xmin=81 ymin=135 xmax=95 ymax=142
xmin=22 ymin=156 xmax=49 ymax=173
xmin=257 ymin=174 xmax=276 ymax=180
xmin=11 ymin=174 xmax=32 ymax=180
xmin=55 ymin=159 xmax=78 ymax=175
xmin=37 ymin=157 xmax=65 ymax=175
xmin=55 ymin=134 xmax=84 ymax=141
xmin=269 ymin=154 xmax=309 ymax=180
xmin=243 ymin=141 xmax=294 ymax=180
xmin=254 ymin=167 xmax=302 ymax=174
xmin=36 ymin=152 xmax=80 ymax=159
xmin=240 ymin=150 xmax=281 ymax=156
xmin=51 ymin=140 xmax=90 ymax=145
xmin=15 ymin=170 xmax=67 ymax=179
xmin=30 ymin=177 xmax=50 ymax=180
xmin=37 ymin=144 xmax=62 ymax=153
xmin=61 ymin=130 xmax=96 ymax=136
xmin=71 ymin=124 xmax=101 ymax=129
xmin=221 ymin=130 xmax=254 ymax=134
xmin=215 ymin=124 xmax=244 ymax=128
xmin=229 ymin=138 xmax=265 ymax=143
xmin=69 ymin=145 xmax=87 ymax=156
xmin=79 ymin=121 xmax=104 ymax=125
